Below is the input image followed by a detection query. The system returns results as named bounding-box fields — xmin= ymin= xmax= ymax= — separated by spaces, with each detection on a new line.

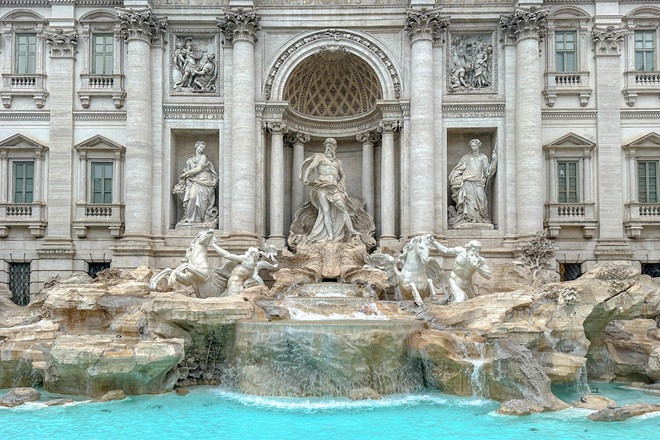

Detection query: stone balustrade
xmin=0 ymin=202 xmax=47 ymax=238
xmin=545 ymin=202 xmax=597 ymax=238
xmin=73 ymin=202 xmax=124 ymax=238
xmin=624 ymin=202 xmax=660 ymax=238
xmin=623 ymin=71 xmax=660 ymax=106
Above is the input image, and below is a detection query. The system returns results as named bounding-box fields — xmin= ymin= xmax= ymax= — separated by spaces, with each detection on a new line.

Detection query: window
xmin=9 ymin=262 xmax=31 ymax=306
xmin=555 ymin=31 xmax=576 ymax=72
xmin=641 ymin=263 xmax=660 ymax=277
xmin=15 ymin=34 xmax=37 ymax=75
xmin=92 ymin=34 xmax=114 ymax=75
xmin=559 ymin=263 xmax=582 ymax=282
xmin=13 ymin=161 xmax=34 ymax=203
xmin=557 ymin=160 xmax=579 ymax=203
xmin=88 ymin=262 xmax=111 ymax=278
xmin=91 ymin=162 xmax=113 ymax=204
xmin=638 ymin=160 xmax=658 ymax=203
xmin=635 ymin=31 xmax=656 ymax=72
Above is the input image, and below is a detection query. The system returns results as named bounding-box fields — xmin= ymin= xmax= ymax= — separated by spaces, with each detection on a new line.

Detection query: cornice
xmin=73 ymin=111 xmax=126 ymax=121
xmin=163 ymin=104 xmax=224 ymax=120
xmin=0 ymin=111 xmax=50 ymax=121
xmin=542 ymin=110 xmax=597 ymax=120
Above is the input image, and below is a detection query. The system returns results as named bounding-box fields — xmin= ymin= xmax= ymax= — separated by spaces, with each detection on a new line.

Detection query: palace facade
xmin=1 ymin=0 xmax=660 ymax=302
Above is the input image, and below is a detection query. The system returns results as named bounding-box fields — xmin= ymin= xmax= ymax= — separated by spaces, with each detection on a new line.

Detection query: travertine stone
xmin=378 ymin=121 xmax=400 ymax=245
xmin=266 ymin=122 xmax=286 ymax=246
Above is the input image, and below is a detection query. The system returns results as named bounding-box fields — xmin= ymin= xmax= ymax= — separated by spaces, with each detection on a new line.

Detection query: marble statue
xmin=449 ymin=34 xmax=493 ymax=92
xmin=299 ymin=138 xmax=360 ymax=242
xmin=365 ymin=234 xmax=445 ymax=307
xmin=211 ymin=240 xmax=279 ymax=297
xmin=448 ymin=139 xmax=497 ymax=228
xmin=433 ymin=240 xmax=491 ymax=303
xmin=149 ymin=229 xmax=225 ymax=298
xmin=173 ymin=37 xmax=216 ymax=92
xmin=150 ymin=230 xmax=278 ymax=298
xmin=173 ymin=140 xmax=219 ymax=228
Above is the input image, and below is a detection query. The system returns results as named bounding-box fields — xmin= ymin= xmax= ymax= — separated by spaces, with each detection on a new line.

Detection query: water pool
xmin=1 ymin=384 xmax=659 ymax=440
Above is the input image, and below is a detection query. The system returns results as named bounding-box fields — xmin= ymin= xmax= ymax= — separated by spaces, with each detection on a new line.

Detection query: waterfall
xmin=576 ymin=363 xmax=590 ymax=397
xmin=467 ymin=343 xmax=487 ymax=399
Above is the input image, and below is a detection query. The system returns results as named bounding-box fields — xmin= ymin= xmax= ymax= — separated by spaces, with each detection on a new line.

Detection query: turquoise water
xmin=1 ymin=384 xmax=659 ymax=440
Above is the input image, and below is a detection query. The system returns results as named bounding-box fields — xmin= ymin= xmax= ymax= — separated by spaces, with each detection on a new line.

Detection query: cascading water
xmin=467 ymin=343 xmax=487 ymax=399
xmin=575 ymin=363 xmax=590 ymax=397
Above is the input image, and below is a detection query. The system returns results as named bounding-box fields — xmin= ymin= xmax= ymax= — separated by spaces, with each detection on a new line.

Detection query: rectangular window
xmin=638 ymin=160 xmax=659 ymax=203
xmin=91 ymin=162 xmax=113 ymax=204
xmin=559 ymin=263 xmax=582 ymax=282
xmin=635 ymin=31 xmax=656 ymax=72
xmin=9 ymin=262 xmax=31 ymax=306
xmin=15 ymin=33 xmax=37 ymax=75
xmin=13 ymin=161 xmax=34 ymax=203
xmin=557 ymin=160 xmax=579 ymax=203
xmin=92 ymin=34 xmax=114 ymax=75
xmin=555 ymin=31 xmax=576 ymax=72
xmin=88 ymin=262 xmax=111 ymax=279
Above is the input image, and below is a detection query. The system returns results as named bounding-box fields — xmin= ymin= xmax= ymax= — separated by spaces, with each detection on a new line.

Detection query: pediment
xmin=625 ymin=6 xmax=660 ymax=21
xmin=74 ymin=135 xmax=125 ymax=153
xmin=0 ymin=133 xmax=48 ymax=152
xmin=544 ymin=133 xmax=596 ymax=149
xmin=548 ymin=6 xmax=591 ymax=21
xmin=623 ymin=132 xmax=660 ymax=149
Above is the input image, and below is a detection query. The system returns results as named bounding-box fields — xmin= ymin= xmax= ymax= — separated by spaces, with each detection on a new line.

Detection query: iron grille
xmin=560 ymin=263 xmax=582 ymax=282
xmin=88 ymin=262 xmax=111 ymax=279
xmin=641 ymin=263 xmax=660 ymax=278
xmin=9 ymin=262 xmax=31 ymax=306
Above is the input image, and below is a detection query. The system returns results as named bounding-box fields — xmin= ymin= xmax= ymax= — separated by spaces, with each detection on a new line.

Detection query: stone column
xmin=379 ymin=120 xmax=401 ymax=247
xmin=265 ymin=121 xmax=286 ymax=248
xmin=219 ymin=9 xmax=260 ymax=243
xmin=43 ymin=28 xmax=77 ymax=243
xmin=0 ymin=151 xmax=8 ymax=201
xmin=501 ymin=7 xmax=549 ymax=237
xmin=592 ymin=26 xmax=631 ymax=259
xmin=356 ymin=131 xmax=380 ymax=217
xmin=117 ymin=9 xmax=166 ymax=240
xmin=286 ymin=131 xmax=311 ymax=218
xmin=404 ymin=10 xmax=449 ymax=235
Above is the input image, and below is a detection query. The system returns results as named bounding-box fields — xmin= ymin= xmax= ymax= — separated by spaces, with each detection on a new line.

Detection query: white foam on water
xmin=287 ymin=306 xmax=389 ymax=321
xmin=212 ymin=390 xmax=448 ymax=412
xmin=0 ymin=399 xmax=92 ymax=411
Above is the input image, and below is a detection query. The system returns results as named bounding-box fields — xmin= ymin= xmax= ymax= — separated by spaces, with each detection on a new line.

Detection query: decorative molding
xmin=442 ymin=103 xmax=505 ymax=118
xmin=44 ymin=28 xmax=78 ymax=58
xmin=0 ymin=112 xmax=50 ymax=121
xmin=356 ymin=130 xmax=381 ymax=145
xmin=218 ymin=9 xmax=260 ymax=46
xmin=263 ymin=121 xmax=287 ymax=134
xmin=500 ymin=7 xmax=550 ymax=42
xmin=163 ymin=104 xmax=224 ymax=120
xmin=117 ymin=8 xmax=167 ymax=44
xmin=621 ymin=110 xmax=660 ymax=120
xmin=592 ymin=26 xmax=626 ymax=55
xmin=378 ymin=120 xmax=402 ymax=133
xmin=264 ymin=29 xmax=402 ymax=100
xmin=284 ymin=131 xmax=310 ymax=146
xmin=404 ymin=9 xmax=450 ymax=44
xmin=73 ymin=111 xmax=126 ymax=121
xmin=542 ymin=110 xmax=597 ymax=120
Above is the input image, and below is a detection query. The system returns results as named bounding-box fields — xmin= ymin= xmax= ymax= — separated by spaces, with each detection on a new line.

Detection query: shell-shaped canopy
xmin=283 ymin=50 xmax=383 ymax=119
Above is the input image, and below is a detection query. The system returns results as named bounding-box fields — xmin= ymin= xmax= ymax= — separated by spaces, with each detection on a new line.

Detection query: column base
xmin=594 ymin=240 xmax=633 ymax=261
xmin=266 ymin=235 xmax=286 ymax=250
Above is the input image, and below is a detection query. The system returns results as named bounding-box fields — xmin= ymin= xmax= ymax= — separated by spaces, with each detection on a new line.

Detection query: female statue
xmin=174 ymin=140 xmax=219 ymax=227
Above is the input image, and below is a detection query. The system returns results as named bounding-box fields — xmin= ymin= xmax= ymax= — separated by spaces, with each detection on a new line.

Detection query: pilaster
xmin=264 ymin=121 xmax=287 ymax=249
xmin=285 ymin=131 xmax=311 ymax=221
xmin=378 ymin=120 xmax=402 ymax=248
xmin=356 ymin=130 xmax=380 ymax=217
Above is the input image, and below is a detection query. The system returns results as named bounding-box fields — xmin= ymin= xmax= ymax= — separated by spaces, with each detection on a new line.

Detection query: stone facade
xmin=1 ymin=0 xmax=660 ymax=294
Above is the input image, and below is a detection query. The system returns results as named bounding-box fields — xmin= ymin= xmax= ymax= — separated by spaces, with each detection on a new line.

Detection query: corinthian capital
xmin=500 ymin=7 xmax=549 ymax=43
xmin=404 ymin=9 xmax=450 ymax=44
xmin=356 ymin=131 xmax=381 ymax=145
xmin=285 ymin=132 xmax=310 ymax=146
xmin=592 ymin=26 xmax=626 ymax=55
xmin=218 ymin=9 xmax=261 ymax=45
xmin=44 ymin=28 xmax=78 ymax=58
xmin=117 ymin=8 xmax=167 ymax=44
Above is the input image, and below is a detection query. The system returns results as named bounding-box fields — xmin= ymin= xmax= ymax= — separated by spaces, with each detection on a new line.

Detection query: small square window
xmin=91 ymin=162 xmax=113 ymax=204
xmin=635 ymin=30 xmax=656 ymax=72
xmin=15 ymin=33 xmax=37 ymax=75
xmin=13 ymin=161 xmax=34 ymax=203
xmin=638 ymin=160 xmax=659 ymax=203
xmin=559 ymin=263 xmax=582 ymax=282
xmin=9 ymin=262 xmax=31 ymax=306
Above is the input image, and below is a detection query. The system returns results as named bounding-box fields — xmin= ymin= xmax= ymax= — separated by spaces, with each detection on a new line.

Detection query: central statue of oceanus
xmin=149 ymin=229 xmax=278 ymax=298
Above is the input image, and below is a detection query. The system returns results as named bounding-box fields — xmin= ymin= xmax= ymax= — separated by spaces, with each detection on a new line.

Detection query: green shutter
xmin=558 ymin=160 xmax=579 ymax=203
xmin=93 ymin=34 xmax=114 ymax=75
xmin=638 ymin=161 xmax=659 ymax=203
xmin=91 ymin=162 xmax=113 ymax=204
xmin=13 ymin=161 xmax=34 ymax=203
xmin=555 ymin=32 xmax=577 ymax=73
xmin=16 ymin=34 xmax=37 ymax=75
xmin=635 ymin=31 xmax=656 ymax=72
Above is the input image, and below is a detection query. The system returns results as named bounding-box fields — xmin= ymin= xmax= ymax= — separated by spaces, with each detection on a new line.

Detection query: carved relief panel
xmin=447 ymin=31 xmax=497 ymax=94
xmin=169 ymin=31 xmax=220 ymax=95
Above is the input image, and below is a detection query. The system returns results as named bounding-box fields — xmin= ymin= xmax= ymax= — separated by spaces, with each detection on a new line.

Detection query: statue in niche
xmin=299 ymin=138 xmax=360 ymax=243
xmin=150 ymin=229 xmax=279 ymax=298
xmin=449 ymin=34 xmax=493 ymax=92
xmin=173 ymin=36 xmax=216 ymax=92
xmin=432 ymin=240 xmax=491 ymax=303
xmin=448 ymin=139 xmax=497 ymax=229
xmin=174 ymin=140 xmax=219 ymax=228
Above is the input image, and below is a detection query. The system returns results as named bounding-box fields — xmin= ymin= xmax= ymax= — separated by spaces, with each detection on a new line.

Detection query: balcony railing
xmin=74 ymin=202 xmax=124 ymax=238
xmin=79 ymin=73 xmax=125 ymax=108
xmin=1 ymin=73 xmax=47 ymax=108
xmin=625 ymin=202 xmax=660 ymax=238
xmin=623 ymin=71 xmax=660 ymax=106
xmin=0 ymin=202 xmax=47 ymax=238
xmin=544 ymin=71 xmax=592 ymax=107
xmin=545 ymin=202 xmax=597 ymax=238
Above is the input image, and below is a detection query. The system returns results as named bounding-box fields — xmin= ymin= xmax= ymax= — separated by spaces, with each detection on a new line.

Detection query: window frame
xmin=557 ymin=159 xmax=580 ymax=204
xmin=90 ymin=161 xmax=113 ymax=204
xmin=554 ymin=31 xmax=577 ymax=73
xmin=637 ymin=159 xmax=659 ymax=204
xmin=12 ymin=160 xmax=35 ymax=204
xmin=634 ymin=30 xmax=657 ymax=72
xmin=91 ymin=33 xmax=114 ymax=75
xmin=623 ymin=132 xmax=660 ymax=238
xmin=14 ymin=33 xmax=38 ymax=75
xmin=622 ymin=7 xmax=660 ymax=106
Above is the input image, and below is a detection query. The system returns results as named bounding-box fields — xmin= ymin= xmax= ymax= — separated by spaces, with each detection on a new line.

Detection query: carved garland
xmin=264 ymin=29 xmax=402 ymax=100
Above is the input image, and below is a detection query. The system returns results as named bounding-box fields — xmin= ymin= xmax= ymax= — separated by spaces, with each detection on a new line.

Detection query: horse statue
xmin=150 ymin=229 xmax=226 ymax=298
xmin=364 ymin=234 xmax=447 ymax=306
